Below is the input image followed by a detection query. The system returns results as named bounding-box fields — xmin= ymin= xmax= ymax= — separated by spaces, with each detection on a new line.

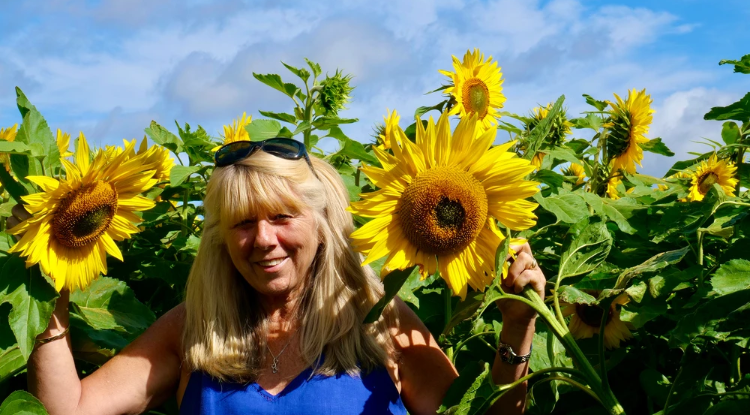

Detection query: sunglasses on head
xmin=214 ymin=138 xmax=319 ymax=179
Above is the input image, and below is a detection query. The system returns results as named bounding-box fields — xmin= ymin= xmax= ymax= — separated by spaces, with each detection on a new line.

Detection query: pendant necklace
xmin=266 ymin=333 xmax=295 ymax=374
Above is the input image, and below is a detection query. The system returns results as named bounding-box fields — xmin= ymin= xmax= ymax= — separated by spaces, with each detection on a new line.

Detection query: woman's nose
xmin=253 ymin=220 xmax=277 ymax=248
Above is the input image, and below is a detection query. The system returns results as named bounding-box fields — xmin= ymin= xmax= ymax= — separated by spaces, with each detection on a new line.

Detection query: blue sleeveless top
xmin=179 ymin=366 xmax=407 ymax=414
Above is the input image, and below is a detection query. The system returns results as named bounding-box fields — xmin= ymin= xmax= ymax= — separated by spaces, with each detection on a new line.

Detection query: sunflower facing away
xmin=439 ymin=49 xmax=506 ymax=134
xmin=605 ymin=89 xmax=654 ymax=174
xmin=375 ymin=110 xmax=401 ymax=151
xmin=211 ymin=112 xmax=252 ymax=151
xmin=349 ymin=110 xmax=539 ymax=299
xmin=9 ymin=133 xmax=160 ymax=292
xmin=562 ymin=291 xmax=633 ymax=349
xmin=528 ymin=103 xmax=573 ymax=147
xmin=687 ymin=154 xmax=738 ymax=202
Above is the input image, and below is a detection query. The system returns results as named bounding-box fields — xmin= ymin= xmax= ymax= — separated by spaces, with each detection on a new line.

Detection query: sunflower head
xmin=8 ymin=133 xmax=159 ymax=292
xmin=527 ymin=103 xmax=573 ymax=147
xmin=562 ymin=291 xmax=633 ymax=349
xmin=57 ymin=129 xmax=74 ymax=158
xmin=0 ymin=124 xmax=19 ymax=171
xmin=562 ymin=163 xmax=586 ymax=185
xmin=374 ymin=110 xmax=401 ymax=151
xmin=439 ymin=48 xmax=506 ymax=134
xmin=211 ymin=112 xmax=252 ymax=152
xmin=687 ymin=154 xmax=738 ymax=202
xmin=604 ymin=89 xmax=654 ymax=174
xmin=349 ymin=110 xmax=539 ymax=299
xmin=319 ymin=70 xmax=354 ymax=116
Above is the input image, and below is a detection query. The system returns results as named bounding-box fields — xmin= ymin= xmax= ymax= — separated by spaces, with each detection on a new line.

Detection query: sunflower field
xmin=1 ymin=51 xmax=749 ymax=415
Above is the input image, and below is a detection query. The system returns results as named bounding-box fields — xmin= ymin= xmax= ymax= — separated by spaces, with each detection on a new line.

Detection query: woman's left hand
xmin=495 ymin=242 xmax=546 ymax=326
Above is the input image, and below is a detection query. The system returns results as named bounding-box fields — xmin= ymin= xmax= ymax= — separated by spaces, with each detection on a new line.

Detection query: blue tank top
xmin=179 ymin=366 xmax=407 ymax=414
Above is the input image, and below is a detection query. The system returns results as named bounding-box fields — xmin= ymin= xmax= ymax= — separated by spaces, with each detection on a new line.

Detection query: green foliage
xmin=1 ymin=54 xmax=749 ymax=415
xmin=0 ymin=391 xmax=48 ymax=414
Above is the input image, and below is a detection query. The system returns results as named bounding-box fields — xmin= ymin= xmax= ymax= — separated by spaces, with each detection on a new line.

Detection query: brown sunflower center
xmin=462 ymin=78 xmax=490 ymax=118
xmin=698 ymin=172 xmax=719 ymax=194
xmin=52 ymin=180 xmax=118 ymax=248
xmin=398 ymin=166 xmax=488 ymax=255
xmin=575 ymin=303 xmax=613 ymax=328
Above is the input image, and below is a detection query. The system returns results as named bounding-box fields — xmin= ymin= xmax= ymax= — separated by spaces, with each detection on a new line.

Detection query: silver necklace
xmin=266 ymin=334 xmax=295 ymax=374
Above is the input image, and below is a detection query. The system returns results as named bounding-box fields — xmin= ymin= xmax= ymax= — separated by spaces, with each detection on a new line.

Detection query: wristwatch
xmin=498 ymin=341 xmax=532 ymax=364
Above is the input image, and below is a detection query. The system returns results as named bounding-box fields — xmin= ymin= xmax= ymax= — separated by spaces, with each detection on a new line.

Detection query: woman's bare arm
xmin=28 ymin=293 xmax=185 ymax=415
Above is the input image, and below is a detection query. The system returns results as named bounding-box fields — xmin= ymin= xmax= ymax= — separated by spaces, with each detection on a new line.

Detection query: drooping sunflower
xmin=57 ymin=129 xmax=74 ymax=158
xmin=605 ymin=89 xmax=654 ymax=174
xmin=439 ymin=49 xmax=506 ymax=134
xmin=531 ymin=152 xmax=545 ymax=170
xmin=211 ymin=112 xmax=252 ymax=151
xmin=0 ymin=124 xmax=19 ymax=171
xmin=131 ymin=137 xmax=174 ymax=182
xmin=8 ymin=133 xmax=160 ymax=292
xmin=687 ymin=154 xmax=738 ymax=202
xmin=528 ymin=103 xmax=573 ymax=147
xmin=562 ymin=291 xmax=633 ymax=349
xmin=349 ymin=110 xmax=539 ymax=299
xmin=562 ymin=163 xmax=586 ymax=185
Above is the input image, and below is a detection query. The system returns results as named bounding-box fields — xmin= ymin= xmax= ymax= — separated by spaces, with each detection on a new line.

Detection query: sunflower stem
xmin=182 ymin=187 xmax=190 ymax=237
xmin=444 ymin=282 xmax=452 ymax=330
xmin=598 ymin=299 xmax=613 ymax=398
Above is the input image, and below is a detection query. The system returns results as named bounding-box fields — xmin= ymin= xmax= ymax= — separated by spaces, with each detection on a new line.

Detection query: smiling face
xmin=225 ymin=208 xmax=319 ymax=299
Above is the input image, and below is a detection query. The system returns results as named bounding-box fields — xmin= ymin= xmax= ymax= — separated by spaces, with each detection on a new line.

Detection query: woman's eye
xmin=234 ymin=219 xmax=256 ymax=228
xmin=274 ymin=214 xmax=292 ymax=220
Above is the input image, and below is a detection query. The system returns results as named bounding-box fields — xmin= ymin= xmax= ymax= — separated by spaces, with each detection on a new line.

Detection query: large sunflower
xmin=562 ymin=291 xmax=633 ymax=349
xmin=687 ymin=154 xmax=738 ymax=202
xmin=349 ymin=110 xmax=539 ymax=299
xmin=9 ymin=133 xmax=159 ymax=292
xmin=439 ymin=49 xmax=506 ymax=134
xmin=211 ymin=112 xmax=252 ymax=151
xmin=605 ymin=89 xmax=654 ymax=174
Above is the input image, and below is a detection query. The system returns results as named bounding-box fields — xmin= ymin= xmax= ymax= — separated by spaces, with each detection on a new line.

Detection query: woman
xmin=11 ymin=138 xmax=545 ymax=415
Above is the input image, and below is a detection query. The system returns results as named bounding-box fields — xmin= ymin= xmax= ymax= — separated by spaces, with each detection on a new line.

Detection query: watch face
xmin=498 ymin=344 xmax=511 ymax=359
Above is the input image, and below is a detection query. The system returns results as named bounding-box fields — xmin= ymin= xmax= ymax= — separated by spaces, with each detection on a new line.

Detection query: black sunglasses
xmin=214 ymin=138 xmax=319 ymax=179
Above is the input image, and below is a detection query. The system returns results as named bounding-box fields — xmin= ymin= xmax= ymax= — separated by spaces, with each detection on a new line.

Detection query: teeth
xmin=258 ymin=258 xmax=285 ymax=267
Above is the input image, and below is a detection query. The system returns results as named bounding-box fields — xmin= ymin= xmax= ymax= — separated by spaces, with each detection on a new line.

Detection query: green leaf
xmin=711 ymin=259 xmax=750 ymax=295
xmin=0 ymin=257 xmax=58 ymax=361
xmin=69 ymin=277 xmax=156 ymax=337
xmin=364 ymin=266 xmax=417 ymax=324
xmin=312 ymin=116 xmax=358 ymax=130
xmin=533 ymin=192 xmax=588 ymax=224
xmin=546 ymin=148 xmax=582 ymax=165
xmin=145 ymin=121 xmax=184 ymax=154
xmin=558 ymin=221 xmax=613 ymax=280
xmin=703 ymin=400 xmax=750 ymax=415
xmin=0 ymin=346 xmax=24 ymax=382
xmin=328 ymin=127 xmax=378 ymax=165
xmin=14 ymin=87 xmax=60 ymax=174
xmin=721 ymin=121 xmax=741 ymax=144
xmin=0 ymin=141 xmax=31 ymax=154
xmin=524 ymin=95 xmax=565 ymax=160
xmin=442 ymin=291 xmax=484 ymax=336
xmin=0 ymin=166 xmax=28 ymax=201
xmin=556 ymin=285 xmax=597 ymax=305
xmin=718 ymin=54 xmax=750 ymax=74
xmin=582 ymin=94 xmax=608 ymax=111
xmin=305 ymin=58 xmax=322 ymax=79
xmin=0 ymin=391 xmax=49 ymax=415
xmin=615 ymin=248 xmax=689 ymax=290
xmin=570 ymin=113 xmax=603 ymax=131
xmin=438 ymin=362 xmax=497 ymax=415
xmin=169 ymin=165 xmax=201 ymax=187
xmin=281 ymin=61 xmax=310 ymax=83
xmin=258 ymin=110 xmax=297 ymax=124
xmin=245 ymin=119 xmax=282 ymax=141
xmin=704 ymin=92 xmax=750 ymax=122
xmin=252 ymin=73 xmax=300 ymax=98
xmin=639 ymin=368 xmax=671 ymax=407
xmin=669 ymin=289 xmax=750 ymax=348
xmin=640 ymin=137 xmax=675 ymax=157
xmin=414 ymin=101 xmax=448 ymax=118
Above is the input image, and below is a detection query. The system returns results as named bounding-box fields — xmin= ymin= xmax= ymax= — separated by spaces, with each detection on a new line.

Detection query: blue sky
xmin=1 ymin=0 xmax=749 ymax=176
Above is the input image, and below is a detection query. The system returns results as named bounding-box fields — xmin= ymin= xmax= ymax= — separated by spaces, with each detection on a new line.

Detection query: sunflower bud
xmin=318 ymin=70 xmax=354 ymax=116
xmin=526 ymin=103 xmax=573 ymax=147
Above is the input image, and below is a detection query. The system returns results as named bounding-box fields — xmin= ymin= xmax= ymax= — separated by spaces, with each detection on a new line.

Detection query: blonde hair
xmin=182 ymin=151 xmax=395 ymax=382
